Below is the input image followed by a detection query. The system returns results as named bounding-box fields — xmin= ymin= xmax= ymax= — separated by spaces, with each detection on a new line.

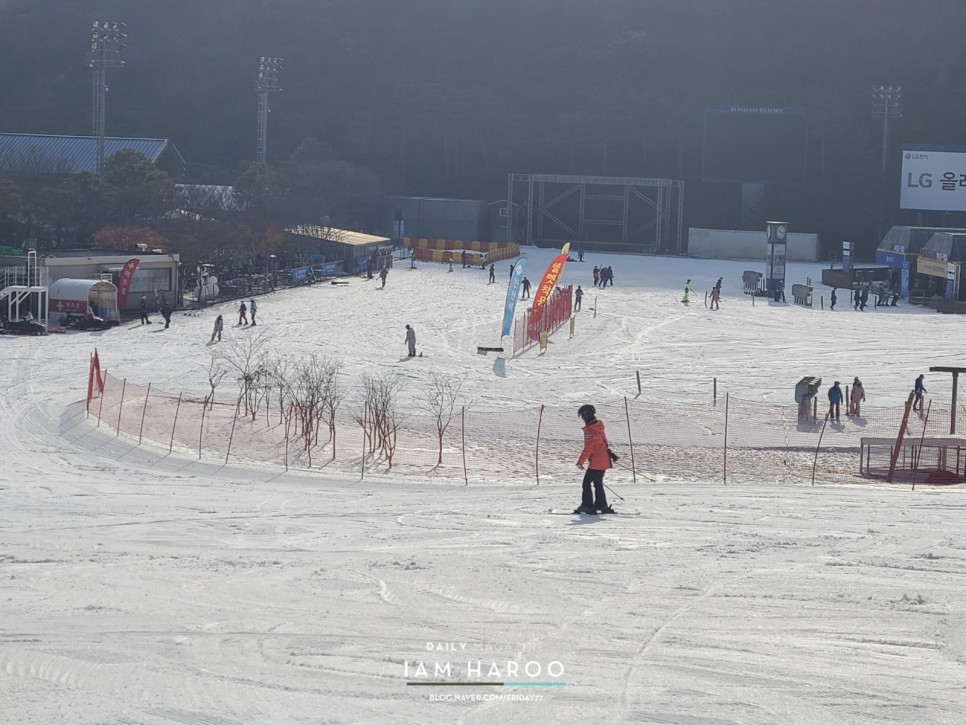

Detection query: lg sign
xmin=900 ymin=144 xmax=966 ymax=212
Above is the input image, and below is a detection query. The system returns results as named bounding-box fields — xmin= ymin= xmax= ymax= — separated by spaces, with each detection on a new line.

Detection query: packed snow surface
xmin=2 ymin=248 xmax=965 ymax=724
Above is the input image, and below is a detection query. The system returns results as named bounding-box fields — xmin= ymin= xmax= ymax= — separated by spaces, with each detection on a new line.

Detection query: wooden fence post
xmin=811 ymin=412 xmax=831 ymax=486
xmin=115 ymin=378 xmax=127 ymax=437
xmin=198 ymin=402 xmax=207 ymax=459
xmin=138 ymin=383 xmax=151 ymax=445
xmin=96 ymin=371 xmax=108 ymax=427
xmin=624 ymin=396 xmax=637 ymax=484
xmin=723 ymin=393 xmax=729 ymax=485
xmin=535 ymin=404 xmax=545 ymax=485
xmin=225 ymin=409 xmax=238 ymax=464
xmin=461 ymin=406 xmax=468 ymax=486
xmin=169 ymin=392 xmax=182 ymax=453
xmin=911 ymin=401 xmax=933 ymax=491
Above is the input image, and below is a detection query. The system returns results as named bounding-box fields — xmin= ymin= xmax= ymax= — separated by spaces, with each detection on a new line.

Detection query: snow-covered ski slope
xmin=2 ymin=248 xmax=965 ymax=724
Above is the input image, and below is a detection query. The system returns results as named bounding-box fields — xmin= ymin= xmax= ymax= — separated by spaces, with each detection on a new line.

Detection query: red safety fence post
xmin=138 ymin=382 xmax=151 ymax=445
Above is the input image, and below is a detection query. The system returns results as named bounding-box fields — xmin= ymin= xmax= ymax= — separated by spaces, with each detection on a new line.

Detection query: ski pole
xmin=614 ymin=458 xmax=655 ymax=482
xmin=604 ymin=483 xmax=625 ymax=502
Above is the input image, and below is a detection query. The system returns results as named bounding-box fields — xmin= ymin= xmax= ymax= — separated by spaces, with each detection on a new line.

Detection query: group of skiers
xmin=237 ymin=298 xmax=257 ymax=326
xmin=826 ymin=378 xmax=866 ymax=421
xmin=205 ymin=298 xmax=258 ymax=342
xmin=826 ymin=373 xmax=928 ymax=421
xmin=828 ymin=284 xmax=900 ymax=311
xmin=592 ymin=266 xmax=614 ymax=287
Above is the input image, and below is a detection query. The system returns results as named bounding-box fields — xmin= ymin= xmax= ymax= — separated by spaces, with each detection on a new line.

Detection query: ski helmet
xmin=577 ymin=404 xmax=596 ymax=422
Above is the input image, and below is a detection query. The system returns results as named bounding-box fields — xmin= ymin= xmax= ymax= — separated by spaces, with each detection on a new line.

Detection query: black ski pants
xmin=581 ymin=469 xmax=608 ymax=510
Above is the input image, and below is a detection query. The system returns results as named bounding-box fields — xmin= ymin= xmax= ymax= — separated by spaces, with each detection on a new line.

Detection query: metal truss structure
xmin=506 ymin=173 xmax=684 ymax=253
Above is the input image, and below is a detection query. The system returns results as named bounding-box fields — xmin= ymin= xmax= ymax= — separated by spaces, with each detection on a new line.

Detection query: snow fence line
xmin=86 ymin=366 xmax=966 ymax=488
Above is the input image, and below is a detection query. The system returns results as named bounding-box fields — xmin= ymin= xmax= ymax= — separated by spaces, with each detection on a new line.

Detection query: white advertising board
xmin=900 ymin=144 xmax=966 ymax=211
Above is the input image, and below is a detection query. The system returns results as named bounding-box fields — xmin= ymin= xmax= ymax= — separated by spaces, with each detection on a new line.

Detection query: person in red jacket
xmin=575 ymin=404 xmax=615 ymax=515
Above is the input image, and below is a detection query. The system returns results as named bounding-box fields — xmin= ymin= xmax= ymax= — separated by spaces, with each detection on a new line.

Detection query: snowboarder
xmin=405 ymin=324 xmax=416 ymax=357
xmin=914 ymin=374 xmax=927 ymax=411
xmin=574 ymin=285 xmax=583 ymax=311
xmin=238 ymin=300 xmax=248 ymax=326
xmin=379 ymin=266 xmax=389 ymax=288
xmin=160 ymin=302 xmax=172 ymax=330
xmin=249 ymin=298 xmax=257 ymax=326
xmin=210 ymin=314 xmax=224 ymax=343
xmin=830 ymin=288 xmax=837 ymax=311
xmin=489 ymin=264 xmax=496 ymax=284
xmin=139 ymin=295 xmax=150 ymax=325
xmin=828 ymin=381 xmax=843 ymax=421
xmin=682 ymin=279 xmax=692 ymax=303
xmin=593 ymin=266 xmax=600 ymax=287
xmin=849 ymin=377 xmax=865 ymax=416
xmin=521 ymin=277 xmax=531 ymax=299
xmin=574 ymin=404 xmax=615 ymax=515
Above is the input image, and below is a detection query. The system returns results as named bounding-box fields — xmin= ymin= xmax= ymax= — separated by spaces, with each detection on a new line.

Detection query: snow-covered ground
xmin=2 ymin=248 xmax=965 ymax=724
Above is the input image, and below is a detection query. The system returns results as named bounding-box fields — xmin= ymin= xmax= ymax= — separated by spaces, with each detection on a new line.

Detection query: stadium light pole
xmin=255 ymin=56 xmax=283 ymax=164
xmin=872 ymin=85 xmax=902 ymax=175
xmin=88 ymin=20 xmax=127 ymax=177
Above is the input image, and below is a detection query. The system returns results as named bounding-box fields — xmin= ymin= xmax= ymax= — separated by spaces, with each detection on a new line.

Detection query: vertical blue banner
xmin=501 ymin=258 xmax=527 ymax=337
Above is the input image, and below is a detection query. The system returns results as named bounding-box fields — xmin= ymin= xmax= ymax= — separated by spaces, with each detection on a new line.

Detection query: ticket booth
xmin=795 ymin=376 xmax=822 ymax=421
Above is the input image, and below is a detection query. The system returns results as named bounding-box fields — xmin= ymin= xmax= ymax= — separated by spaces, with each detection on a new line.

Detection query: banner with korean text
xmin=532 ymin=243 xmax=570 ymax=320
xmin=117 ymin=258 xmax=140 ymax=309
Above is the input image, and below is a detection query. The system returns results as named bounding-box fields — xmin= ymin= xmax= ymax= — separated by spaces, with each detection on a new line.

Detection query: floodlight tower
xmin=88 ymin=20 xmax=127 ymax=177
xmin=872 ymin=85 xmax=902 ymax=175
xmin=255 ymin=56 xmax=283 ymax=164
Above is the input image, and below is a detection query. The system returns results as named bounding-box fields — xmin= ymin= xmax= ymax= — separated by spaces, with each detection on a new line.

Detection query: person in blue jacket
xmin=828 ymin=381 xmax=843 ymax=421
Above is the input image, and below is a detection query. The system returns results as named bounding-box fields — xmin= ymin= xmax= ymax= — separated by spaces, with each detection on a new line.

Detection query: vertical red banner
xmin=117 ymin=258 xmax=140 ymax=309
xmin=531 ymin=243 xmax=571 ymax=321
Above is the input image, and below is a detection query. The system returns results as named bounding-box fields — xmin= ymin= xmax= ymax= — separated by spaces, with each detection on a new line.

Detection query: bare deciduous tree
xmin=221 ymin=332 xmax=271 ymax=419
xmin=420 ymin=372 xmax=467 ymax=466
xmin=205 ymin=351 xmax=227 ymax=409
xmin=354 ymin=372 xmax=404 ymax=469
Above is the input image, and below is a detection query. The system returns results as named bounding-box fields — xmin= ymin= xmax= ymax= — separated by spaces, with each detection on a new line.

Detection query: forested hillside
xmin=2 ymin=0 xmax=966 ymax=252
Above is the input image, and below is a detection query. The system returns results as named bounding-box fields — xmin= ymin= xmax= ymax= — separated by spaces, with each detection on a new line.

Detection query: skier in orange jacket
xmin=575 ymin=404 xmax=615 ymax=515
